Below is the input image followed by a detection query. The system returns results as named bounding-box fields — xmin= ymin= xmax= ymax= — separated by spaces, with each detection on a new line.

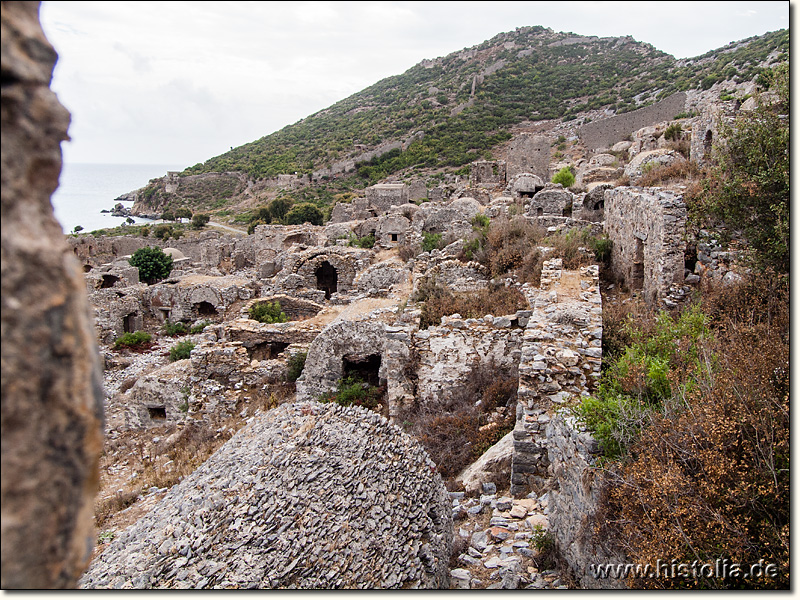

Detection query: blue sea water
xmin=50 ymin=163 xmax=185 ymax=234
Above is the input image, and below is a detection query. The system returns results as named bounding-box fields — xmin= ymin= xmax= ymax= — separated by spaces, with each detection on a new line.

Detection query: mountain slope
xmin=182 ymin=26 xmax=788 ymax=183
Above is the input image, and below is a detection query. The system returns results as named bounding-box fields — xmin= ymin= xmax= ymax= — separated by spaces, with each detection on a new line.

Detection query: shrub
xmin=152 ymin=224 xmax=173 ymax=240
xmin=248 ymin=301 xmax=288 ymax=324
xmin=190 ymin=321 xmax=211 ymax=334
xmin=421 ymin=232 xmax=444 ymax=253
xmin=285 ymin=203 xmax=323 ymax=226
xmin=162 ymin=321 xmax=188 ymax=336
xmin=590 ymin=234 xmax=613 ymax=264
xmin=551 ymin=166 xmax=576 ymax=187
xmin=698 ymin=61 xmax=788 ymax=273
xmin=601 ymin=278 xmax=789 ymax=589
xmin=191 ymin=213 xmax=210 ymax=229
xmin=129 ymin=246 xmax=174 ymax=283
xmin=286 ymin=352 xmax=307 ymax=382
xmin=322 ymin=375 xmax=384 ymax=410
xmin=114 ymin=330 xmax=152 ymax=350
xmin=397 ymin=364 xmax=517 ymax=481
xmin=663 ymin=122 xmax=682 ymax=141
xmin=169 ymin=340 xmax=195 ymax=362
xmin=349 ymin=233 xmax=375 ymax=249
xmin=416 ymin=280 xmax=527 ymax=329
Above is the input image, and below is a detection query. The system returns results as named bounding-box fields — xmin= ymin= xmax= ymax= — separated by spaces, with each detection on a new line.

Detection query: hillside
xmin=182 ymin=26 xmax=787 ymax=183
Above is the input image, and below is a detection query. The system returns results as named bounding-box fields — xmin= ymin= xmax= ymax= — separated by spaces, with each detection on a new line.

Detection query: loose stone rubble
xmin=80 ymin=402 xmax=452 ymax=589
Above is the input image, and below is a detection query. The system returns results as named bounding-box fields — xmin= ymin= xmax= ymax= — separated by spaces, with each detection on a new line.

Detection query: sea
xmin=50 ymin=163 xmax=186 ymax=234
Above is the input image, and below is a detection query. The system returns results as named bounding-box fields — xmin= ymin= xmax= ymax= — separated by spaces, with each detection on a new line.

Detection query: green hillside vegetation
xmin=182 ymin=27 xmax=787 ymax=189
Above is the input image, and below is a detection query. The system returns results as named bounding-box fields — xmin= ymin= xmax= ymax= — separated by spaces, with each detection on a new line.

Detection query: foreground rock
xmin=80 ymin=402 xmax=452 ymax=589
xmin=1 ymin=1 xmax=104 ymax=588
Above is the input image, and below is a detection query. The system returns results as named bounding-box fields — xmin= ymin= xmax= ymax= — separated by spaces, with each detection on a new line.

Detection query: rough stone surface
xmin=1 ymin=1 xmax=104 ymax=588
xmin=80 ymin=402 xmax=453 ymax=589
xmin=604 ymin=187 xmax=686 ymax=305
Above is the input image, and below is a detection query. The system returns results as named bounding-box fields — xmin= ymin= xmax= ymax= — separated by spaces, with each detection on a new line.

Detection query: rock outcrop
xmin=80 ymin=402 xmax=453 ymax=589
xmin=1 ymin=0 xmax=104 ymax=588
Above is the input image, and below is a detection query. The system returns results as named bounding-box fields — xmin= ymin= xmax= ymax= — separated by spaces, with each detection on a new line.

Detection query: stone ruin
xmin=79 ymin=402 xmax=453 ymax=589
xmin=3 ymin=2 xmax=750 ymax=589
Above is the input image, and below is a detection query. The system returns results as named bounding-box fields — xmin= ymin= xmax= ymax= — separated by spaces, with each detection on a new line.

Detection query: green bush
xmin=190 ymin=321 xmax=211 ymax=334
xmin=286 ymin=352 xmax=307 ymax=382
xmin=248 ymin=301 xmax=288 ymax=324
xmin=573 ymin=304 xmax=711 ymax=458
xmin=590 ymin=234 xmax=613 ymax=264
xmin=162 ymin=321 xmax=188 ymax=336
xmin=285 ymin=203 xmax=324 ymax=226
xmin=349 ymin=233 xmax=375 ymax=249
xmin=551 ymin=166 xmax=576 ymax=187
xmin=114 ymin=330 xmax=152 ymax=349
xmin=323 ymin=375 xmax=383 ymax=410
xmin=129 ymin=246 xmax=174 ymax=283
xmin=191 ymin=213 xmax=210 ymax=229
xmin=421 ymin=232 xmax=444 ymax=252
xmin=152 ymin=224 xmax=173 ymax=240
xmin=169 ymin=340 xmax=195 ymax=362
xmin=663 ymin=122 xmax=682 ymax=141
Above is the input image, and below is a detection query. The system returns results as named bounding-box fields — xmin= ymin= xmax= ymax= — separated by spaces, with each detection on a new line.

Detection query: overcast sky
xmin=39 ymin=1 xmax=790 ymax=168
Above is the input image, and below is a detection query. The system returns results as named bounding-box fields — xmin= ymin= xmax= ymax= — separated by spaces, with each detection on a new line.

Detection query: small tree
xmin=72 ymin=225 xmax=83 ymax=234
xmin=174 ymin=207 xmax=193 ymax=222
xmin=285 ymin=203 xmax=323 ymax=226
xmin=267 ymin=197 xmax=291 ymax=223
xmin=191 ymin=213 xmax=210 ymax=229
xmin=552 ymin=166 xmax=576 ymax=188
xmin=129 ymin=246 xmax=173 ymax=284
xmin=161 ymin=210 xmax=175 ymax=222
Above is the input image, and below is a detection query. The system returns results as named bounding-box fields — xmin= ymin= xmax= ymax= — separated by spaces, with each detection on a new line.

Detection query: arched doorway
xmin=315 ymin=261 xmax=338 ymax=300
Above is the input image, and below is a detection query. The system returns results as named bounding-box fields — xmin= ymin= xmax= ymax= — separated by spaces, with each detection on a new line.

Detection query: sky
xmin=38 ymin=1 xmax=790 ymax=169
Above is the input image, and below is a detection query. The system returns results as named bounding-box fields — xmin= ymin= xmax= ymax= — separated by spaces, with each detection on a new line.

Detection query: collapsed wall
xmin=80 ymin=402 xmax=453 ymax=589
xmin=604 ymin=187 xmax=686 ymax=305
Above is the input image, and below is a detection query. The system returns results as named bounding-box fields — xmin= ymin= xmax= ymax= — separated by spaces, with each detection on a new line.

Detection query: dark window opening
xmin=159 ymin=308 xmax=171 ymax=322
xmin=123 ymin=313 xmax=136 ymax=334
xmin=195 ymin=301 xmax=217 ymax=317
xmin=390 ymin=233 xmax=399 ymax=242
xmin=148 ymin=406 xmax=166 ymax=420
xmin=101 ymin=274 xmax=120 ymax=289
xmin=562 ymin=206 xmax=572 ymax=218
xmin=315 ymin=261 xmax=338 ymax=300
xmin=343 ymin=354 xmax=382 ymax=388
xmin=247 ymin=341 xmax=290 ymax=362
xmin=83 ymin=264 xmax=93 ymax=272
xmin=704 ymin=130 xmax=713 ymax=156
xmin=536 ymin=207 xmax=544 ymax=217
xmin=632 ymin=238 xmax=645 ymax=291
xmin=684 ymin=243 xmax=698 ymax=274
xmin=520 ymin=191 xmax=535 ymax=199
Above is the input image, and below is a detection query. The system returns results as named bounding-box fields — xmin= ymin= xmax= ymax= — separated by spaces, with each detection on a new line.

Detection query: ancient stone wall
xmin=577 ymin=92 xmax=687 ymax=151
xmin=366 ymin=183 xmax=409 ymax=213
xmin=470 ymin=160 xmax=507 ymax=188
xmin=80 ymin=402 xmax=453 ymax=589
xmin=604 ymin=187 xmax=686 ymax=304
xmin=511 ymin=261 xmax=602 ymax=496
xmin=413 ymin=316 xmax=524 ymax=405
xmin=506 ymin=134 xmax=550 ymax=180
xmin=1 ymin=1 xmax=103 ymax=588
xmin=545 ymin=415 xmax=625 ymax=589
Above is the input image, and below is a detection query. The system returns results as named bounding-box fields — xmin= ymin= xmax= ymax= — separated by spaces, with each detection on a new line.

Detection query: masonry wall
xmin=604 ymin=187 xmax=686 ymax=304
xmin=506 ymin=134 xmax=551 ymax=180
xmin=578 ymin=92 xmax=686 ymax=151
xmin=511 ymin=261 xmax=602 ymax=497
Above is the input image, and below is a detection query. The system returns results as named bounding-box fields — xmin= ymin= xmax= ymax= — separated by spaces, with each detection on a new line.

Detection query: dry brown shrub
xmin=397 ymin=241 xmax=421 ymax=261
xmin=637 ymin=158 xmax=700 ymax=187
xmin=601 ymin=274 xmax=789 ymax=589
xmin=418 ymin=284 xmax=527 ymax=329
xmin=398 ymin=364 xmax=517 ymax=483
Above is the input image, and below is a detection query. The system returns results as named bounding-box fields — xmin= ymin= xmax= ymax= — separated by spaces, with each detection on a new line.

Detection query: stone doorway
xmin=315 ymin=261 xmax=338 ymax=300
xmin=343 ymin=354 xmax=382 ymax=388
xmin=123 ymin=313 xmax=136 ymax=334
xmin=194 ymin=301 xmax=218 ymax=317
xmin=247 ymin=341 xmax=290 ymax=362
xmin=631 ymin=238 xmax=645 ymax=290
